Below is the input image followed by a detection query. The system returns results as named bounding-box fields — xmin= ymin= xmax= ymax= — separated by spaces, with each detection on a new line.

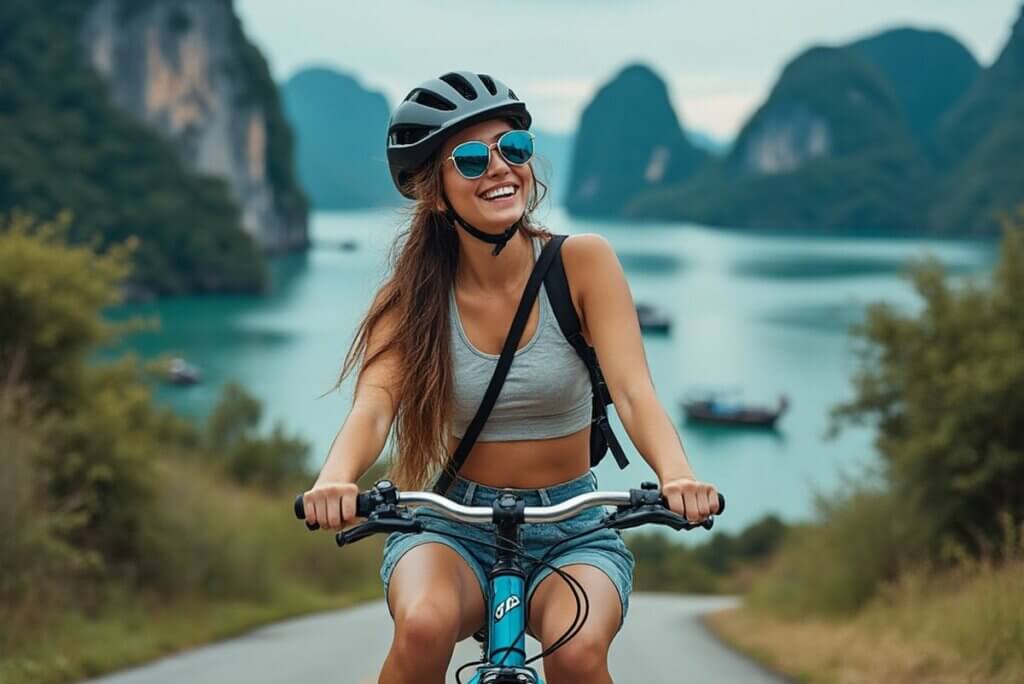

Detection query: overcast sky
xmin=236 ymin=0 xmax=1022 ymax=139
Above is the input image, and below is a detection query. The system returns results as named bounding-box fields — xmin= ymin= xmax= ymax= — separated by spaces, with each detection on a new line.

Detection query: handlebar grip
xmin=294 ymin=494 xmax=319 ymax=531
xmin=293 ymin=491 xmax=376 ymax=531
xmin=355 ymin=492 xmax=373 ymax=517
xmin=659 ymin=492 xmax=726 ymax=515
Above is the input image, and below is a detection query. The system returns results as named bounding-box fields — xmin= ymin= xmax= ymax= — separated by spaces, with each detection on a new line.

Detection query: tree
xmin=831 ymin=208 xmax=1024 ymax=557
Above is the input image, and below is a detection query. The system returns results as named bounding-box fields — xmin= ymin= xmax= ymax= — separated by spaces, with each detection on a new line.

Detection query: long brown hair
xmin=333 ymin=138 xmax=551 ymax=489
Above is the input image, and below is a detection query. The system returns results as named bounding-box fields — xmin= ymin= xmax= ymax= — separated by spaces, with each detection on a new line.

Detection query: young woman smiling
xmin=302 ymin=71 xmax=720 ymax=683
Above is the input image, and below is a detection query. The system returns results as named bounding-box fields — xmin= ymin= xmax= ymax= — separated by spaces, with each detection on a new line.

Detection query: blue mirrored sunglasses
xmin=448 ymin=130 xmax=535 ymax=180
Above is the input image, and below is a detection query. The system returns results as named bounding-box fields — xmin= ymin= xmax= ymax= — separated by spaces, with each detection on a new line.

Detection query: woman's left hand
xmin=660 ymin=476 xmax=720 ymax=523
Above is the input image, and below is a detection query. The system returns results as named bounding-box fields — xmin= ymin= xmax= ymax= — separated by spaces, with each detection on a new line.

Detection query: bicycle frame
xmin=294 ymin=481 xmax=723 ymax=683
xmin=465 ymin=491 xmax=544 ymax=684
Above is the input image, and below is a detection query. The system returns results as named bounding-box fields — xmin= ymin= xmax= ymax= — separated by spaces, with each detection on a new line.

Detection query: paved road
xmin=86 ymin=594 xmax=789 ymax=683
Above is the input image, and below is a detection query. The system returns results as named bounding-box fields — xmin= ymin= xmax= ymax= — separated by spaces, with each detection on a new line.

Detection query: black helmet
xmin=387 ymin=71 xmax=532 ymax=199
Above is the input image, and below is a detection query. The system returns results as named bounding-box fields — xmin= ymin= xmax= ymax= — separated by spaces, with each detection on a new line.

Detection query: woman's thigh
xmin=386 ymin=542 xmax=487 ymax=641
xmin=526 ymin=563 xmax=622 ymax=647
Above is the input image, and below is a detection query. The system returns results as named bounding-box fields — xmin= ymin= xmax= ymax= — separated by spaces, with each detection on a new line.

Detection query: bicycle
xmin=295 ymin=480 xmax=725 ymax=683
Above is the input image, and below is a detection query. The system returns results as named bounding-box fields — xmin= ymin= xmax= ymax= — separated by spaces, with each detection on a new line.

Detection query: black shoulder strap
xmin=432 ymin=236 xmax=565 ymax=495
xmin=543 ymin=235 xmax=593 ymax=370
xmin=543 ymin=235 xmax=630 ymax=470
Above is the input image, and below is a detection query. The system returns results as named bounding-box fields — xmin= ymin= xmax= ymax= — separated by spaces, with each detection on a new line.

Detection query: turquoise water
xmin=108 ymin=207 xmax=996 ymax=536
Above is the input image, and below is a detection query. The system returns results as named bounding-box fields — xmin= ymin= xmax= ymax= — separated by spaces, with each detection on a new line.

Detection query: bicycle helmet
xmin=386 ymin=71 xmax=533 ymax=255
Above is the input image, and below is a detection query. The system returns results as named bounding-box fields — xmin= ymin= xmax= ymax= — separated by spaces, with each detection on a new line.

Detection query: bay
xmin=107 ymin=207 xmax=996 ymax=536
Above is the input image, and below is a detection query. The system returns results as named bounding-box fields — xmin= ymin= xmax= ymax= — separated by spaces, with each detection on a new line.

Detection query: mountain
xmin=80 ymin=0 xmax=308 ymax=252
xmin=0 ymin=0 xmax=304 ymax=294
xmin=628 ymin=46 xmax=930 ymax=232
xmin=281 ymin=67 xmax=397 ymax=209
xmin=531 ymin=128 xmax=575 ymax=205
xmin=564 ymin=64 xmax=707 ymax=217
xmin=931 ymin=5 xmax=1024 ymax=235
xmin=687 ymin=130 xmax=731 ymax=156
xmin=848 ymin=28 xmax=979 ymax=151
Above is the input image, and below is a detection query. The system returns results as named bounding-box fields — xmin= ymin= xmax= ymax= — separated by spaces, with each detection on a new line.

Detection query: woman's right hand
xmin=302 ymin=480 xmax=361 ymax=530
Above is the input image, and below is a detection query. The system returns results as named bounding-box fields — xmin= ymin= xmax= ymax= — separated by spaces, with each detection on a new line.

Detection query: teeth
xmin=482 ymin=185 xmax=516 ymax=200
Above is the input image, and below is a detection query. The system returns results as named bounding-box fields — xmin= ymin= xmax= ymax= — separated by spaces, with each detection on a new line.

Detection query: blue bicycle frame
xmin=465 ymin=492 xmax=544 ymax=684
xmin=294 ymin=481 xmax=724 ymax=683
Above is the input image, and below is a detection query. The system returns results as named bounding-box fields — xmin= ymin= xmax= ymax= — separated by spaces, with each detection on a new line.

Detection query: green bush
xmin=747 ymin=482 xmax=917 ymax=617
xmin=831 ymin=210 xmax=1024 ymax=558
xmin=204 ymin=381 xmax=311 ymax=491
xmin=0 ymin=215 xmax=375 ymax=667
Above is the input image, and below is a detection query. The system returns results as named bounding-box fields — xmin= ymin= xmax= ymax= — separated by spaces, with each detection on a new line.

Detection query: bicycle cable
xmin=491 ymin=531 xmax=590 ymax=668
xmin=414 ymin=515 xmax=600 ymax=672
xmin=414 ymin=519 xmax=590 ymax=675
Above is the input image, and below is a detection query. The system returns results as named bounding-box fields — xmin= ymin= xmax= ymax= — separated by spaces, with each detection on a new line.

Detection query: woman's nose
xmin=485 ymin=142 xmax=512 ymax=176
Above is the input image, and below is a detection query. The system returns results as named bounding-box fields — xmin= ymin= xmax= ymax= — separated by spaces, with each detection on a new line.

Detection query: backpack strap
xmin=544 ymin=235 xmax=629 ymax=470
xmin=432 ymin=236 xmax=565 ymax=495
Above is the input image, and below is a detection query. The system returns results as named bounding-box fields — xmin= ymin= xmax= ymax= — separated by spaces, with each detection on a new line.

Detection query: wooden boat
xmin=636 ymin=303 xmax=671 ymax=334
xmin=681 ymin=393 xmax=789 ymax=428
xmin=166 ymin=357 xmax=202 ymax=385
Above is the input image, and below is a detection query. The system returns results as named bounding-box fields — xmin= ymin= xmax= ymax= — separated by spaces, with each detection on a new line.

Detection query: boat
xmin=636 ymin=303 xmax=671 ymax=334
xmin=338 ymin=239 xmax=358 ymax=251
xmin=681 ymin=392 xmax=789 ymax=428
xmin=166 ymin=357 xmax=202 ymax=385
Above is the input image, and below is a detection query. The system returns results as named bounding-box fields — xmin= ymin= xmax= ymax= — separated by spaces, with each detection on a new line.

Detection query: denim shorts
xmin=380 ymin=469 xmax=635 ymax=630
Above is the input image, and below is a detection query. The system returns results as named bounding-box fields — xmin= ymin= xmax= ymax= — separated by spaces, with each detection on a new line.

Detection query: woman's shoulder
xmin=560 ymin=232 xmax=618 ymax=279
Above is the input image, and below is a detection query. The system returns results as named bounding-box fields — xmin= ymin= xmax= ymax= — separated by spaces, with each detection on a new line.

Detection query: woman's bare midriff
xmin=447 ymin=425 xmax=592 ymax=488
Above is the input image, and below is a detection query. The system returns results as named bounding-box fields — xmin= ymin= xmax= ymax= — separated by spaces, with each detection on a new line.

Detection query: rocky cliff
xmin=932 ymin=4 xmax=1024 ymax=234
xmin=849 ymin=28 xmax=979 ymax=151
xmin=627 ymin=44 xmax=934 ymax=233
xmin=564 ymin=64 xmax=706 ymax=217
xmin=281 ymin=67 xmax=396 ymax=209
xmin=80 ymin=0 xmax=307 ymax=251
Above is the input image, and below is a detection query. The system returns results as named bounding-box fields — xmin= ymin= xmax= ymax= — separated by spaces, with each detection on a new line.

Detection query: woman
xmin=302 ymin=71 xmax=720 ymax=683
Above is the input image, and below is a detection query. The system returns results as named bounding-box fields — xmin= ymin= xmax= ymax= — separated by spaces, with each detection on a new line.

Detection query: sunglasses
xmin=447 ymin=130 xmax=535 ymax=180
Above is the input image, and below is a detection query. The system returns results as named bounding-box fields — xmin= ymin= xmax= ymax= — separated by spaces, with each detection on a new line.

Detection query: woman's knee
xmin=387 ymin=543 xmax=485 ymax=642
xmin=542 ymin=628 xmax=608 ymax=676
xmin=391 ymin=594 xmax=462 ymax=656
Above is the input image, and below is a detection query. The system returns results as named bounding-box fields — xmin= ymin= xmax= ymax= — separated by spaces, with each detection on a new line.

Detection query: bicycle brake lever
xmin=605 ymin=506 xmax=715 ymax=532
xmin=336 ymin=516 xmax=422 ymax=547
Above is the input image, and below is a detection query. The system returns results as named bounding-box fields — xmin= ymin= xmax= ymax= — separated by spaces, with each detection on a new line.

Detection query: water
xmin=106 ymin=207 xmax=996 ymax=536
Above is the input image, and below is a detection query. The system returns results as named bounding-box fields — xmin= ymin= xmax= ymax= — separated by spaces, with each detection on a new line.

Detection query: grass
xmin=705 ymin=557 xmax=1024 ymax=684
xmin=1 ymin=582 xmax=382 ymax=684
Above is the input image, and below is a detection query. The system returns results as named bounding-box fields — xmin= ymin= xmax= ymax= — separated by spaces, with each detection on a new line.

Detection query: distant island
xmin=579 ymin=12 xmax=1024 ymax=237
xmin=2 ymin=0 xmax=307 ymax=295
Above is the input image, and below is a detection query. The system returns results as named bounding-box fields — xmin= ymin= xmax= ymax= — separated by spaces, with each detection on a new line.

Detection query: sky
xmin=236 ymin=0 xmax=1022 ymax=140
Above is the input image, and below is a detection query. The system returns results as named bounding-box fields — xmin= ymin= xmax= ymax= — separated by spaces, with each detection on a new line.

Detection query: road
xmin=85 ymin=594 xmax=789 ymax=683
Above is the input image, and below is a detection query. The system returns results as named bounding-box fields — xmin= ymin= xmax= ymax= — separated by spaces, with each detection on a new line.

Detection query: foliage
xmin=746 ymin=210 xmax=1024 ymax=620
xmin=628 ymin=513 xmax=788 ymax=593
xmin=204 ymin=381 xmax=311 ymax=491
xmin=0 ymin=218 xmax=375 ymax=672
xmin=0 ymin=0 xmax=267 ymax=294
xmin=831 ymin=211 xmax=1024 ymax=557
xmin=746 ymin=482 xmax=916 ymax=617
xmin=628 ymin=145 xmax=931 ymax=233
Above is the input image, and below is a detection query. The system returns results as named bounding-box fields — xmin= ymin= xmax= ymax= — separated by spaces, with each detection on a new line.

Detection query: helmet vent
xmin=478 ymin=74 xmax=498 ymax=96
xmin=440 ymin=72 xmax=478 ymax=100
xmin=410 ymin=89 xmax=456 ymax=111
xmin=507 ymin=88 xmax=519 ymax=101
xmin=389 ymin=124 xmax=436 ymax=146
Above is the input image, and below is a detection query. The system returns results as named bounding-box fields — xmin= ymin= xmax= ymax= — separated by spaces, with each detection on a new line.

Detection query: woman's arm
xmin=561 ymin=233 xmax=719 ymax=521
xmin=305 ymin=310 xmax=402 ymax=528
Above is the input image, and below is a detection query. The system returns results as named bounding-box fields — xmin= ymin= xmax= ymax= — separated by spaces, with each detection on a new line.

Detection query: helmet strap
xmin=441 ymin=190 xmax=521 ymax=256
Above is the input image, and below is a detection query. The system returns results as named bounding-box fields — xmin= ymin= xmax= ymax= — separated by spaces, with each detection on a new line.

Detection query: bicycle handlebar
xmin=294 ymin=482 xmax=725 ymax=536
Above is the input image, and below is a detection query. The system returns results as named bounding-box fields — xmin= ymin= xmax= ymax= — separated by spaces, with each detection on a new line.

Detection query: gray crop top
xmin=449 ymin=236 xmax=593 ymax=441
